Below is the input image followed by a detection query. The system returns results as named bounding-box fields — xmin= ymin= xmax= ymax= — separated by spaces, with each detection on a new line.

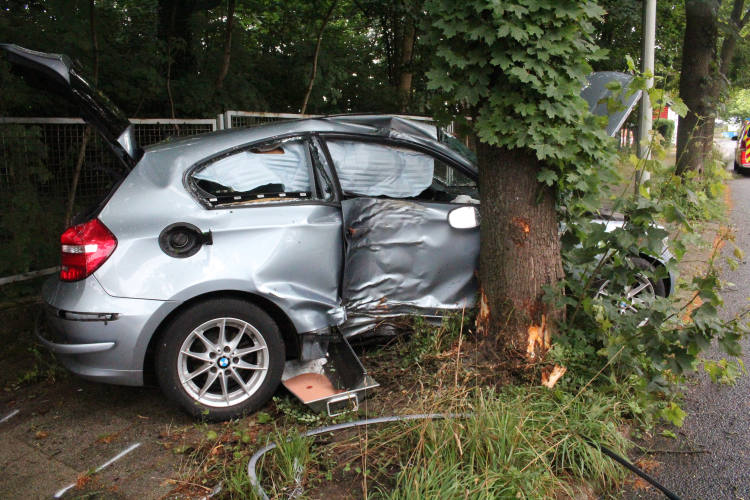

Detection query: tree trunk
xmin=475 ymin=143 xmax=564 ymax=367
xmin=157 ymin=0 xmax=221 ymax=79
xmin=675 ymin=0 xmax=720 ymax=176
xmin=65 ymin=0 xmax=98 ymax=227
xmin=300 ymin=0 xmax=338 ymax=115
xmin=215 ymin=0 xmax=236 ymax=90
xmin=700 ymin=0 xmax=748 ymax=162
xmin=397 ymin=17 xmax=415 ymax=112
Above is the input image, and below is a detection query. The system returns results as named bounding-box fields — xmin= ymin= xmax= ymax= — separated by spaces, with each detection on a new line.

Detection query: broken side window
xmin=325 ymin=139 xmax=477 ymax=203
xmin=190 ymin=138 xmax=313 ymax=206
xmin=325 ymin=140 xmax=434 ymax=198
xmin=429 ymin=159 xmax=478 ymax=203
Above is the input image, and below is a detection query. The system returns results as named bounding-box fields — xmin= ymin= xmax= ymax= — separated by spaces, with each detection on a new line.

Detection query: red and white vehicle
xmin=734 ymin=120 xmax=750 ymax=173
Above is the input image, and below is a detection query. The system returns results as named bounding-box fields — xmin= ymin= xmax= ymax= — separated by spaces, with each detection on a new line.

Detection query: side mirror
xmin=448 ymin=205 xmax=480 ymax=229
xmin=732 ymin=135 xmax=739 ymax=141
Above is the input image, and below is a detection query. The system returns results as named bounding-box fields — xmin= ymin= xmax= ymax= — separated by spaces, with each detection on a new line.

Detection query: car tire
xmin=632 ymin=257 xmax=666 ymax=298
xmin=595 ymin=257 xmax=666 ymax=312
xmin=155 ymin=298 xmax=285 ymax=420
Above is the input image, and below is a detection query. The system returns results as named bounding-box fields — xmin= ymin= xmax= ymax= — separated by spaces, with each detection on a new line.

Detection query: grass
xmin=380 ymin=387 xmax=629 ymax=499
xmin=236 ymin=314 xmax=636 ymax=499
xmin=165 ymin=312 xmax=669 ymax=499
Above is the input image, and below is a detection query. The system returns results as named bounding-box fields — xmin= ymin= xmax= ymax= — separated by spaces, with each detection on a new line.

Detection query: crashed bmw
xmin=3 ymin=44 xmax=673 ymax=419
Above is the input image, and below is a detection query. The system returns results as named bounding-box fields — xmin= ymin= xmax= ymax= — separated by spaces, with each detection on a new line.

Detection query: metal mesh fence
xmin=0 ymin=118 xmax=217 ymax=276
xmin=131 ymin=119 xmax=217 ymax=146
xmin=226 ymin=111 xmax=318 ymax=129
xmin=0 ymin=118 xmax=216 ymax=213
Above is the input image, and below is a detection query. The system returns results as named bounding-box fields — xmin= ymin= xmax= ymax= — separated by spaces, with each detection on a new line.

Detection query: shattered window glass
xmin=433 ymin=161 xmax=475 ymax=187
xmin=326 ymin=140 xmax=434 ymax=198
xmin=191 ymin=139 xmax=312 ymax=204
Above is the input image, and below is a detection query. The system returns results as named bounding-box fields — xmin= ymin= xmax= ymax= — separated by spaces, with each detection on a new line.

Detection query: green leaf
xmin=661 ymin=402 xmax=687 ymax=427
xmin=537 ymin=168 xmax=558 ymax=186
xmin=670 ymin=96 xmax=688 ymax=118
xmin=625 ymin=54 xmax=635 ymax=72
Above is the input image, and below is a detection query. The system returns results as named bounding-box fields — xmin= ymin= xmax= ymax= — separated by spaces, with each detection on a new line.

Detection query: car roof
xmin=141 ymin=115 xmax=475 ymax=180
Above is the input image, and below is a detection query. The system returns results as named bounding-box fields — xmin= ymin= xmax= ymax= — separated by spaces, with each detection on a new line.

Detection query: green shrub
xmin=654 ymin=118 xmax=675 ymax=145
xmin=0 ymin=126 xmax=64 ymax=276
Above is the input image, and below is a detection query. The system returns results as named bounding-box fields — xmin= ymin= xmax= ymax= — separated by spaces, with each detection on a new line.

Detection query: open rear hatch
xmin=1 ymin=43 xmax=141 ymax=170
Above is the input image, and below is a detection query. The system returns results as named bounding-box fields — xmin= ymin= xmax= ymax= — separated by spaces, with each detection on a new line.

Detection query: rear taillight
xmin=60 ymin=218 xmax=117 ymax=282
xmin=742 ymin=148 xmax=750 ymax=167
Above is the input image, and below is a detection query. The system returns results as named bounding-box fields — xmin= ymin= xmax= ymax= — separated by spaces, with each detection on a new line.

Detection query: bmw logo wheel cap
xmin=218 ymin=357 xmax=229 ymax=368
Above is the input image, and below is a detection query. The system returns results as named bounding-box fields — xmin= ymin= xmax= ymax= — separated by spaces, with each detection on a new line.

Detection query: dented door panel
xmin=340 ymin=197 xmax=479 ymax=337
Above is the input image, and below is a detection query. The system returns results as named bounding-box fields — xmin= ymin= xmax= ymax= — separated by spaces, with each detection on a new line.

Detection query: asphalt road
xmin=630 ymin=146 xmax=750 ymax=500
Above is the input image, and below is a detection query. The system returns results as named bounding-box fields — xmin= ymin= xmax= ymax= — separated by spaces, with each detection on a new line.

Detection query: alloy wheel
xmin=177 ymin=317 xmax=269 ymax=407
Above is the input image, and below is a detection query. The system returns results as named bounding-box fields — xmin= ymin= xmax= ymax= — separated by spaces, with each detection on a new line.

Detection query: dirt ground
xmin=0 ymin=296 xmax=208 ymax=499
xmin=0 ymin=296 xmax=418 ymax=500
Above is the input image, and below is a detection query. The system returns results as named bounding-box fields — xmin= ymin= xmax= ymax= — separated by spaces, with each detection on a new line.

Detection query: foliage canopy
xmin=423 ymin=0 xmax=621 ymax=214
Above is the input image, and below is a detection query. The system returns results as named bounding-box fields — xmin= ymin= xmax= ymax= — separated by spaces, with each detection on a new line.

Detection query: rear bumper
xmin=36 ymin=328 xmax=115 ymax=355
xmin=38 ymin=276 xmax=176 ymax=386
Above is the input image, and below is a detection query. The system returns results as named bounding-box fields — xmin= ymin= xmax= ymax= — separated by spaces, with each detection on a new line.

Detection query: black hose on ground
xmin=584 ymin=437 xmax=682 ymax=500
xmin=247 ymin=413 xmax=682 ymax=500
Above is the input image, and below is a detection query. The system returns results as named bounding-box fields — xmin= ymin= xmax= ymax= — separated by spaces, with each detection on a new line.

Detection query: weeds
xmin=273 ymin=396 xmax=326 ymax=426
xmin=283 ymin=386 xmax=633 ymax=499
xmin=14 ymin=343 xmax=65 ymax=386
xmin=703 ymin=358 xmax=747 ymax=385
xmin=392 ymin=311 xmax=471 ymax=369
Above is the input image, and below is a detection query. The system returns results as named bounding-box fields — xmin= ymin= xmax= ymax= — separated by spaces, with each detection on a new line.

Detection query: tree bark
xmin=397 ymin=16 xmax=415 ymax=112
xmin=475 ymin=143 xmax=564 ymax=366
xmin=215 ymin=0 xmax=236 ymax=90
xmin=700 ymin=0 xmax=749 ymax=159
xmin=300 ymin=0 xmax=338 ymax=115
xmin=675 ymin=0 xmax=720 ymax=176
xmin=157 ymin=0 xmax=221 ymax=79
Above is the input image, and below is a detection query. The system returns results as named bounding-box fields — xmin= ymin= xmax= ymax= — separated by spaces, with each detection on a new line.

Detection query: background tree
xmin=423 ymin=0 xmax=616 ymax=373
xmin=593 ymin=0 xmax=685 ymax=80
xmin=724 ymin=87 xmax=750 ymax=120
xmin=676 ymin=0 xmax=750 ymax=175
xmin=214 ymin=0 xmax=236 ymax=91
xmin=0 ymin=0 xmax=435 ymax=116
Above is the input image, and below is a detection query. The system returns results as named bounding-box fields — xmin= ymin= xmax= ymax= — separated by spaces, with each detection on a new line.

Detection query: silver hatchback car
xmin=4 ymin=44 xmax=671 ymax=419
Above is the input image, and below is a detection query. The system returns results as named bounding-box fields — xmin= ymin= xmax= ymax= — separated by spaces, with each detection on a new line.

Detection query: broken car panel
xmin=340 ymin=197 xmax=478 ymax=338
xmin=3 ymin=44 xmax=666 ymax=419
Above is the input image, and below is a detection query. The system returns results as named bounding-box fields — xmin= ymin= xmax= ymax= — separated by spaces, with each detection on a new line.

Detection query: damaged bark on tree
xmin=475 ymin=143 xmax=565 ymax=368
